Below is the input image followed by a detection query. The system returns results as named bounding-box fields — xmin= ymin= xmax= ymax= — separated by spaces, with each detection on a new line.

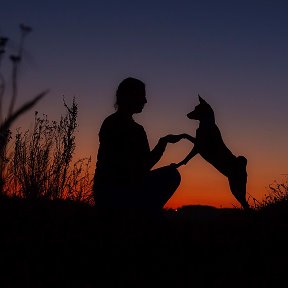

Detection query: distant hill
xmin=165 ymin=204 xmax=245 ymax=222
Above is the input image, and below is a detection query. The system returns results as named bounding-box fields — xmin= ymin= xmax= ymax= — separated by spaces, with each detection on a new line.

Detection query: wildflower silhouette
xmin=0 ymin=24 xmax=48 ymax=194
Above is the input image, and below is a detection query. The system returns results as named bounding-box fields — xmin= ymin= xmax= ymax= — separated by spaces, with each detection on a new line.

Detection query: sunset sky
xmin=1 ymin=0 xmax=288 ymax=209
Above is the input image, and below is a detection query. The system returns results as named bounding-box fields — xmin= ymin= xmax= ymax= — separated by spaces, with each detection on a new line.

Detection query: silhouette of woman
xmin=93 ymin=77 xmax=184 ymax=213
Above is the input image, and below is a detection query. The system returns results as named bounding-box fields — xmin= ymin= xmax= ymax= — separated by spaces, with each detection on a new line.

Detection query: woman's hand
xmin=161 ymin=133 xmax=193 ymax=144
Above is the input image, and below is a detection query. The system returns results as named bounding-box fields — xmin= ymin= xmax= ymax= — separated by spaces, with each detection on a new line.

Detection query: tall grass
xmin=0 ymin=24 xmax=92 ymax=204
xmin=3 ymin=97 xmax=93 ymax=204
xmin=257 ymin=177 xmax=288 ymax=211
xmin=0 ymin=24 xmax=48 ymax=195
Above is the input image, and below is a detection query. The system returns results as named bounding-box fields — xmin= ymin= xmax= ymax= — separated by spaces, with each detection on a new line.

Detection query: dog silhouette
xmin=176 ymin=95 xmax=249 ymax=209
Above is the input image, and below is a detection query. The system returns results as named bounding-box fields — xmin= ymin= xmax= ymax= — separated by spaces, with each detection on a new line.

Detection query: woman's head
xmin=115 ymin=77 xmax=147 ymax=113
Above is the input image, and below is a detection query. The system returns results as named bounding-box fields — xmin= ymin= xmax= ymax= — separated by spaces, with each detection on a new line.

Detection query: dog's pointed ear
xmin=198 ymin=94 xmax=206 ymax=104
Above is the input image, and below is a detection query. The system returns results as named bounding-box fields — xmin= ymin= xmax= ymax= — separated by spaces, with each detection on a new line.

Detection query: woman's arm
xmin=169 ymin=134 xmax=197 ymax=168
xmin=148 ymin=134 xmax=190 ymax=169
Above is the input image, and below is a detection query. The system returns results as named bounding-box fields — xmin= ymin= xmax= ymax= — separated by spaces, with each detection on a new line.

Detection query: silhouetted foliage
xmin=3 ymin=98 xmax=93 ymax=203
xmin=0 ymin=24 xmax=48 ymax=194
xmin=256 ymin=177 xmax=288 ymax=212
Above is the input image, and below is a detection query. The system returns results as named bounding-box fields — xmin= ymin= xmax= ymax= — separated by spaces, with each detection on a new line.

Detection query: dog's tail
xmin=237 ymin=155 xmax=247 ymax=168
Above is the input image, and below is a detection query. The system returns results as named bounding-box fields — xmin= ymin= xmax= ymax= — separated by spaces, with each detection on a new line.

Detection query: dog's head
xmin=187 ymin=95 xmax=215 ymax=122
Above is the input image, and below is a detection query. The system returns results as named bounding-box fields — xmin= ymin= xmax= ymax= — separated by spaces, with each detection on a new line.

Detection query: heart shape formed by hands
xmin=161 ymin=133 xmax=195 ymax=168
xmin=162 ymin=133 xmax=195 ymax=144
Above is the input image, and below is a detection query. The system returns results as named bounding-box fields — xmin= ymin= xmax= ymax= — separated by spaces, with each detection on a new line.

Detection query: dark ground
xmin=0 ymin=197 xmax=287 ymax=288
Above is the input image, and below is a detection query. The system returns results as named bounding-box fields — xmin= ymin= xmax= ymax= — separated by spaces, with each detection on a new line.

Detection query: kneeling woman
xmin=93 ymin=77 xmax=184 ymax=213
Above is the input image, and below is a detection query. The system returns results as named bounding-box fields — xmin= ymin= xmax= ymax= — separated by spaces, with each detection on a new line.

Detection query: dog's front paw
xmin=171 ymin=161 xmax=186 ymax=168
xmin=170 ymin=162 xmax=181 ymax=169
xmin=183 ymin=134 xmax=195 ymax=143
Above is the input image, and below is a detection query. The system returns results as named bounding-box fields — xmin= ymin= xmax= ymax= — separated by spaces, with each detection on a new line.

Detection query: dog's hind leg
xmin=228 ymin=156 xmax=250 ymax=209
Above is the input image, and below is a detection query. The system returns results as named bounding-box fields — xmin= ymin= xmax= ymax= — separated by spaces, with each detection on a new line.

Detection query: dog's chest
xmin=196 ymin=126 xmax=220 ymax=144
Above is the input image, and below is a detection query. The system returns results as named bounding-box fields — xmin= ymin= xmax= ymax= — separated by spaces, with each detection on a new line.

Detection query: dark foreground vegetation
xmin=1 ymin=196 xmax=288 ymax=288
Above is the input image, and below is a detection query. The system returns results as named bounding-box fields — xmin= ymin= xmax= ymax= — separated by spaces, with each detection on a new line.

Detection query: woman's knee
xmin=157 ymin=165 xmax=181 ymax=189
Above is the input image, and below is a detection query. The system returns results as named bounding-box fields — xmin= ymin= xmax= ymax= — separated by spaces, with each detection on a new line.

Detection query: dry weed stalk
xmin=0 ymin=24 xmax=48 ymax=194
xmin=8 ymin=98 xmax=93 ymax=202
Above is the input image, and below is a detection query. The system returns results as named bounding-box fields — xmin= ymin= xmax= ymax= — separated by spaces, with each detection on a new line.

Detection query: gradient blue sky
xmin=1 ymin=0 xmax=288 ymax=208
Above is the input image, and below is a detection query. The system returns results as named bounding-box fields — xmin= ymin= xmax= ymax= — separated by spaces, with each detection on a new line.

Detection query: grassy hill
xmin=0 ymin=196 xmax=287 ymax=288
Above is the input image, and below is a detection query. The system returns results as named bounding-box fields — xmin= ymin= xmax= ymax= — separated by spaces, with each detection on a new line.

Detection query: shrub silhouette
xmin=257 ymin=177 xmax=288 ymax=211
xmin=5 ymin=97 xmax=93 ymax=203
xmin=0 ymin=24 xmax=48 ymax=194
